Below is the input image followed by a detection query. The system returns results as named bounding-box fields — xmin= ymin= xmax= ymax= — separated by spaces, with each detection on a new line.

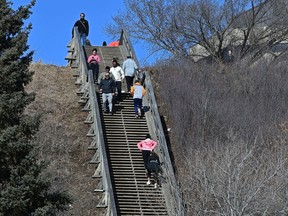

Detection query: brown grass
xmin=26 ymin=63 xmax=104 ymax=216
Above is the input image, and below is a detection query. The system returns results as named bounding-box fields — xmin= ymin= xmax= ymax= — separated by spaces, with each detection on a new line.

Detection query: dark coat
xmin=72 ymin=19 xmax=89 ymax=36
xmin=99 ymin=77 xmax=115 ymax=94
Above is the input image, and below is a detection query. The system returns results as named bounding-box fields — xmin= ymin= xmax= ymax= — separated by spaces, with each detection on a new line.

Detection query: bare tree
xmin=107 ymin=0 xmax=288 ymax=62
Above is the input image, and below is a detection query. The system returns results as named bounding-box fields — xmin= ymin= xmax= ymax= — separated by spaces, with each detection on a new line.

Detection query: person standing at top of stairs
xmin=110 ymin=59 xmax=124 ymax=102
xmin=87 ymin=48 xmax=101 ymax=84
xmin=72 ymin=12 xmax=89 ymax=46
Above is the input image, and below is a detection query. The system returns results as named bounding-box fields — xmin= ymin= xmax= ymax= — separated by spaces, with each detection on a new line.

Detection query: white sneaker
xmin=154 ymin=183 xmax=158 ymax=189
xmin=146 ymin=180 xmax=151 ymax=185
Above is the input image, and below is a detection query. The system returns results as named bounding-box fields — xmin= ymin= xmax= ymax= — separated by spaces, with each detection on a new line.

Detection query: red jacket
xmin=108 ymin=41 xmax=120 ymax=47
xmin=137 ymin=138 xmax=157 ymax=151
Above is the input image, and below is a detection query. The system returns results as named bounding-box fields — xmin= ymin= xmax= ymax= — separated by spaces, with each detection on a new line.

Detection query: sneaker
xmin=154 ymin=183 xmax=158 ymax=189
xmin=135 ymin=115 xmax=139 ymax=118
xmin=146 ymin=180 xmax=151 ymax=185
xmin=109 ymin=111 xmax=113 ymax=115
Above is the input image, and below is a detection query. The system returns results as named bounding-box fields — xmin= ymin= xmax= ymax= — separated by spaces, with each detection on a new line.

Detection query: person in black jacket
xmin=99 ymin=73 xmax=116 ymax=115
xmin=146 ymin=151 xmax=162 ymax=188
xmin=72 ymin=12 xmax=89 ymax=46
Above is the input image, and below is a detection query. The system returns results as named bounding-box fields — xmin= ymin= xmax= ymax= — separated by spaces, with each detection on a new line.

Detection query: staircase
xmin=83 ymin=45 xmax=168 ymax=215
xmin=100 ymin=93 xmax=167 ymax=215
xmin=84 ymin=45 xmax=126 ymax=72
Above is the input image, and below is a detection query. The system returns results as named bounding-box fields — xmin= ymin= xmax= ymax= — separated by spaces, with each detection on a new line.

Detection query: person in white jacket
xmin=110 ymin=59 xmax=124 ymax=102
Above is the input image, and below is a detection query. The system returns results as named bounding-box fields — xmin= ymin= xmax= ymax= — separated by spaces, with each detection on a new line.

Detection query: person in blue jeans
xmin=99 ymin=73 xmax=116 ymax=115
xmin=130 ymin=80 xmax=146 ymax=118
xmin=72 ymin=13 xmax=89 ymax=46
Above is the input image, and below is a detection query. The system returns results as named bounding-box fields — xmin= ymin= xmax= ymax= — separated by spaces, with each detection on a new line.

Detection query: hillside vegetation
xmin=26 ymin=63 xmax=103 ymax=215
xmin=154 ymin=58 xmax=288 ymax=215
xmin=26 ymin=57 xmax=288 ymax=215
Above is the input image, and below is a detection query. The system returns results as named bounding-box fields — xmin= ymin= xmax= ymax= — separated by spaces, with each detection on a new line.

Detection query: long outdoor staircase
xmin=87 ymin=45 xmax=168 ymax=214
xmin=100 ymin=92 xmax=167 ymax=215
xmin=66 ymin=28 xmax=182 ymax=216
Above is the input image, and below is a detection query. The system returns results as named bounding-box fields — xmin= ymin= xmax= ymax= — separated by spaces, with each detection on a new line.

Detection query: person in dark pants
xmin=99 ymin=73 xmax=116 ymax=115
xmin=130 ymin=80 xmax=146 ymax=118
xmin=146 ymin=151 xmax=162 ymax=188
xmin=72 ymin=12 xmax=89 ymax=46
xmin=87 ymin=48 xmax=100 ymax=83
xmin=98 ymin=66 xmax=114 ymax=84
xmin=110 ymin=59 xmax=124 ymax=102
xmin=137 ymin=134 xmax=158 ymax=183
xmin=123 ymin=55 xmax=138 ymax=92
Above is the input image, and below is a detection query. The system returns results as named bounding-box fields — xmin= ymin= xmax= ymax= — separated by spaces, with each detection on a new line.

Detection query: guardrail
xmin=66 ymin=27 xmax=117 ymax=216
xmin=143 ymin=72 xmax=184 ymax=216
xmin=119 ymin=29 xmax=184 ymax=215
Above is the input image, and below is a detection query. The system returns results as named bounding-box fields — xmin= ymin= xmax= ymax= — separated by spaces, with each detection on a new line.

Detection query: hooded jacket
xmin=137 ymin=138 xmax=157 ymax=151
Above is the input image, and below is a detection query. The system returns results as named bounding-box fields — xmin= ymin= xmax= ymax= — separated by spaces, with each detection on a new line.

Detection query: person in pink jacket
xmin=87 ymin=48 xmax=101 ymax=83
xmin=137 ymin=134 xmax=157 ymax=171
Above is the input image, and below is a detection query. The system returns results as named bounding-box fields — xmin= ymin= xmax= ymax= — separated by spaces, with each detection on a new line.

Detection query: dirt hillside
xmin=26 ymin=63 xmax=104 ymax=216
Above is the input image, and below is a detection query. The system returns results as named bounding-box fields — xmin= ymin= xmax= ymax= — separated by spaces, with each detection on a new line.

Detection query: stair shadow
xmin=159 ymin=115 xmax=177 ymax=175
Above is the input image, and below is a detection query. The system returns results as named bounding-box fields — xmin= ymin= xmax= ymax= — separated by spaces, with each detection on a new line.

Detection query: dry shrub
xmin=155 ymin=58 xmax=288 ymax=215
xmin=180 ymin=132 xmax=288 ymax=215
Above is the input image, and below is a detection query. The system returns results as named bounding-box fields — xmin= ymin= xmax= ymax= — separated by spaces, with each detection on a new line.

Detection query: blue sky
xmin=12 ymin=0 xmax=151 ymax=67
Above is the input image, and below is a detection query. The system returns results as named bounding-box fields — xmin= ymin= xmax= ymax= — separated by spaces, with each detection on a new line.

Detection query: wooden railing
xmin=67 ymin=27 xmax=183 ymax=216
xmin=120 ymin=29 xmax=184 ymax=215
xmin=66 ymin=27 xmax=117 ymax=216
xmin=119 ymin=29 xmax=139 ymax=67
xmin=143 ymin=72 xmax=184 ymax=216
